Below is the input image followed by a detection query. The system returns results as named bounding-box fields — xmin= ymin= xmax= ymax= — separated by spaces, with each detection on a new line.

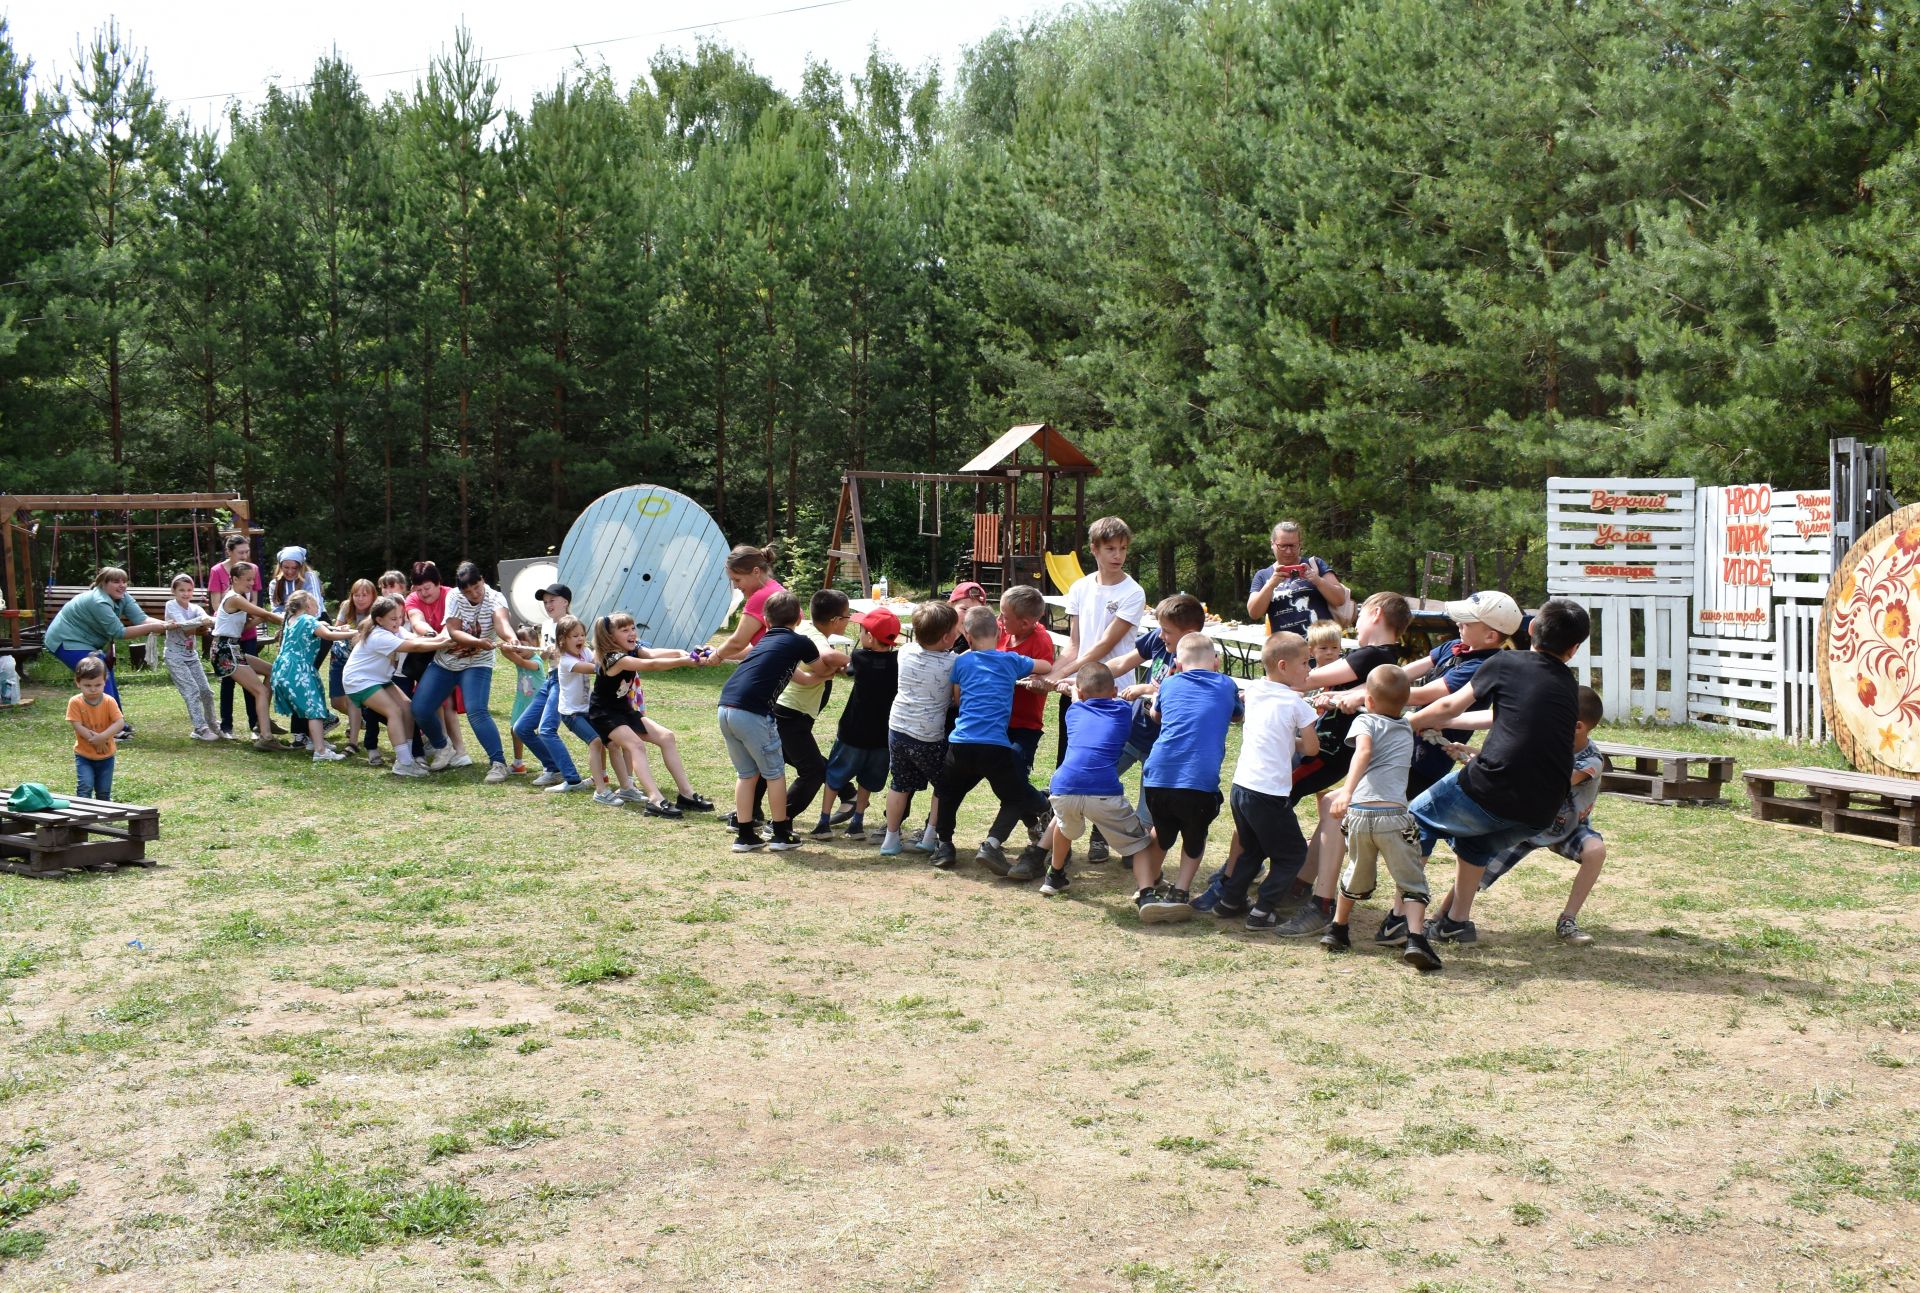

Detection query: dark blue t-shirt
xmin=1125 ymin=628 xmax=1180 ymax=753
xmin=1143 ymin=669 xmax=1243 ymax=790
xmin=949 ymin=649 xmax=1034 ymax=748
xmin=1408 ymin=639 xmax=1502 ymax=792
xmin=1050 ymin=698 xmax=1134 ymax=797
xmin=1250 ymin=556 xmax=1334 ymax=636
xmin=717 ymin=628 xmax=820 ymax=716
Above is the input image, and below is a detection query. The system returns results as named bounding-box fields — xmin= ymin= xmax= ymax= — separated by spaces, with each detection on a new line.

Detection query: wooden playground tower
xmin=823 ymin=424 xmax=1099 ymax=597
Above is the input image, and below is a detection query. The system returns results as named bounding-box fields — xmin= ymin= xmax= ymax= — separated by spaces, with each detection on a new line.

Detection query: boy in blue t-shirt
xmin=1042 ymin=662 xmax=1154 ymax=897
xmin=930 ymin=606 xmax=1052 ymax=872
xmin=1136 ymin=634 xmax=1243 ymax=922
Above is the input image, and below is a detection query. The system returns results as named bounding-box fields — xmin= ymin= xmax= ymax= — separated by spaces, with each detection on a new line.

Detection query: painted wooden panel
xmin=1547 ymin=477 xmax=1696 ymax=595
xmin=1694 ymin=484 xmax=1775 ymax=640
xmin=556 ymin=486 xmax=733 ymax=651
xmin=1566 ymin=595 xmax=1688 ymax=722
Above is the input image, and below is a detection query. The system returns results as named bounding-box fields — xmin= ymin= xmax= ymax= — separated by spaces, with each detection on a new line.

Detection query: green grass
xmin=1 ymin=659 xmax=1917 ymax=1290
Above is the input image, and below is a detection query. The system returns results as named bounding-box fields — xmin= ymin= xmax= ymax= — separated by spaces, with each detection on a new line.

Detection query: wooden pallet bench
xmin=1743 ymin=767 xmax=1920 ymax=847
xmin=1595 ymin=742 xmax=1735 ymax=804
xmin=0 ymin=791 xmax=161 ymax=876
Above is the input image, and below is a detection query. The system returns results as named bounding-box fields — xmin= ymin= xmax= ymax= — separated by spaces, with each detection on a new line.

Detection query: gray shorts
xmin=1339 ymin=805 xmax=1429 ymax=904
xmin=1049 ymin=793 xmax=1151 ymax=857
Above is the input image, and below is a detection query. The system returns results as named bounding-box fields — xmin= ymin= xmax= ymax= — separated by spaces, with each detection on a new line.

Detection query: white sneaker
xmin=545 ymin=778 xmax=589 ymax=793
xmin=592 ymin=789 xmax=623 ymax=807
xmin=311 ymin=748 xmax=349 ymax=763
xmin=391 ymin=761 xmax=429 ymax=778
xmin=448 ymin=752 xmax=474 ymax=770
xmin=530 ymin=770 xmax=562 ymax=788
xmin=614 ymin=787 xmax=647 ymax=804
xmin=484 ymin=761 xmax=512 ymax=784
xmin=192 ymin=728 xmax=223 ymax=742
xmin=427 ymin=743 xmax=458 ymax=772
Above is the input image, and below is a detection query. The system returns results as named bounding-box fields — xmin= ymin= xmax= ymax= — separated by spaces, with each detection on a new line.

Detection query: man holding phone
xmin=1247 ymin=519 xmax=1351 ymax=635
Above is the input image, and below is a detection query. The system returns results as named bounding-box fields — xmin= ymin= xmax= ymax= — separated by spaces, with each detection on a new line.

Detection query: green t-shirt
xmin=775 ymin=621 xmax=833 ymax=718
xmin=45 ymin=588 xmax=149 ymax=653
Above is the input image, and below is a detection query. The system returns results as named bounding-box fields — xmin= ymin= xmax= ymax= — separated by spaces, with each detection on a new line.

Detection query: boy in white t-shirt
xmin=879 ymin=602 xmax=963 ymax=857
xmin=1191 ymin=632 xmax=1321 ymax=926
xmin=1046 ymin=515 xmax=1148 ymax=863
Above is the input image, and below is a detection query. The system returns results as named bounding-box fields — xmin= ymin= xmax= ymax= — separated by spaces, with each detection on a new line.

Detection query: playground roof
xmin=958 ymin=423 xmax=1097 ymax=474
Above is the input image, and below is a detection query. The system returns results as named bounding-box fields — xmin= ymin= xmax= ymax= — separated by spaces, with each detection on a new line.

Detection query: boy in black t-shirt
xmin=812 ymin=605 xmax=901 ymax=841
xmin=716 ymin=591 xmax=846 ymax=853
xmin=1407 ymin=598 xmax=1591 ymax=945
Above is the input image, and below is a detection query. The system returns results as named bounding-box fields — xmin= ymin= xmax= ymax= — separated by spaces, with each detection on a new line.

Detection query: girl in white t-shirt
xmin=547 ymin=614 xmax=616 ymax=794
xmin=162 ymin=573 xmax=221 ymax=740
xmin=343 ymin=595 xmax=449 ymax=777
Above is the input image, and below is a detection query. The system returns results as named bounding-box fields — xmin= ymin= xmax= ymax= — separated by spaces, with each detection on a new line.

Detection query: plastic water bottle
xmin=0 ymin=656 xmax=18 ymax=706
xmin=872 ymin=578 xmax=890 ymax=601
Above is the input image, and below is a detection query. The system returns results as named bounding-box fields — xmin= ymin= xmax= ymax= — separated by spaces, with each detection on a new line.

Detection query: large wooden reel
xmin=556 ymin=486 xmax=733 ymax=651
xmin=1819 ymin=502 xmax=1920 ymax=777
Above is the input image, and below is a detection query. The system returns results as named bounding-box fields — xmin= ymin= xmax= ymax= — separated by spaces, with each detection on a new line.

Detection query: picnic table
xmin=1595 ymin=742 xmax=1736 ymax=804
xmin=1743 ymin=767 xmax=1920 ymax=847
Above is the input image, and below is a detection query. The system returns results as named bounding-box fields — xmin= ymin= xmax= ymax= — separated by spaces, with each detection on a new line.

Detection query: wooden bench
xmin=0 ymin=791 xmax=161 ymax=875
xmin=1743 ymin=767 xmax=1920 ymax=847
xmin=1595 ymin=742 xmax=1735 ymax=804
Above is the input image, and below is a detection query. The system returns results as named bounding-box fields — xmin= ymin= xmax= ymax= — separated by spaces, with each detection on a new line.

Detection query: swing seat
xmin=1044 ymin=551 xmax=1086 ymax=595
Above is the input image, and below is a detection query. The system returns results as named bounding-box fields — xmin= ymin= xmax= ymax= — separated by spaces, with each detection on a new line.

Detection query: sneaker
xmin=766 ymin=830 xmax=803 ymax=853
xmin=310 ymin=748 xmax=349 ymax=763
xmin=290 ymin=734 xmax=309 ymax=750
xmin=878 ymin=835 xmax=904 ymax=857
xmin=253 ymin=735 xmax=281 ymax=753
xmin=1006 ymin=844 xmax=1049 ymax=882
xmin=1132 ymin=886 xmax=1159 ymax=915
xmin=426 ymin=743 xmax=457 ymax=772
xmin=447 ymin=752 xmax=474 ymax=770
xmin=510 ymin=760 xmax=527 ymax=774
xmin=192 ymin=727 xmax=222 ymax=742
xmin=676 ymin=792 xmax=716 ymax=813
xmin=843 ymin=821 xmax=868 ymax=843
xmin=1039 ymin=867 xmax=1071 ymax=896
xmin=1086 ymin=833 xmax=1111 ymax=865
xmin=1141 ymin=887 xmax=1195 ymax=924
xmin=1432 ymin=916 xmax=1479 ymax=944
xmin=641 ymin=798 xmax=684 ymax=819
xmin=1556 ymin=916 xmax=1593 ymax=945
xmin=929 ymin=842 xmax=957 ymax=870
xmin=484 ymin=761 xmax=512 ymax=784
xmin=808 ymin=819 xmax=836 ymax=838
xmin=219 ymin=727 xmax=240 ymax=740
xmin=592 ymin=789 xmax=623 ymax=807
xmin=530 ymin=770 xmax=563 ymax=788
xmin=1402 ymin=936 xmax=1444 ymax=972
xmin=118 ymin=725 xmax=135 ymax=742
xmin=1320 ymin=924 xmax=1352 ymax=953
xmin=975 ymin=839 xmax=1011 ymax=876
xmin=732 ymin=831 xmax=766 ymax=853
xmin=391 ymin=761 xmax=430 ymax=778
xmin=366 ymin=750 xmax=384 ymax=768
xmin=1244 ymin=907 xmax=1280 ymax=931
xmin=1274 ymin=900 xmax=1333 ymax=939
xmin=1374 ymin=912 xmax=1410 ymax=946
xmin=546 ymin=778 xmax=590 ymax=793
xmin=828 ymin=806 xmax=857 ymax=826
xmin=614 ymin=787 xmax=648 ymax=804
xmin=723 ymin=813 xmax=766 ymax=832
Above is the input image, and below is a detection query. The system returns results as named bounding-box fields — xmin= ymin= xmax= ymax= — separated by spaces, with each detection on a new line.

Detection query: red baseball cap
xmin=851 ymin=605 xmax=901 ymax=645
xmin=948 ymin=581 xmax=987 ymax=603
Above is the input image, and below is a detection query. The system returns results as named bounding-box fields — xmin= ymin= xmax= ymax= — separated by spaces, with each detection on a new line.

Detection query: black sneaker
xmin=1140 ymin=887 xmax=1194 ymax=924
xmin=975 ymin=839 xmax=1011 ymax=876
xmin=808 ymin=818 xmax=836 ymax=838
xmin=766 ymin=829 xmax=803 ymax=853
xmin=723 ymin=812 xmax=765 ymax=832
xmin=1213 ymin=897 xmax=1252 ymax=920
xmin=1132 ymin=886 xmax=1159 ymax=915
xmin=1006 ymin=844 xmax=1048 ymax=882
xmin=843 ymin=820 xmax=868 ymax=843
xmin=1244 ymin=907 xmax=1280 ymax=931
xmin=1374 ymin=912 xmax=1410 ymax=946
xmin=1320 ymin=923 xmax=1352 ymax=953
xmin=1432 ymin=916 xmax=1478 ymax=944
xmin=1039 ymin=867 xmax=1070 ymax=896
xmin=1274 ymin=899 xmax=1333 ymax=938
xmin=930 ymin=842 xmax=957 ymax=870
xmin=677 ymin=792 xmax=715 ymax=813
xmin=1403 ymin=935 xmax=1444 ymax=972
xmin=731 ymin=831 xmax=766 ymax=853
xmin=641 ymin=798 xmax=685 ymax=819
xmin=1087 ymin=832 xmax=1111 ymax=865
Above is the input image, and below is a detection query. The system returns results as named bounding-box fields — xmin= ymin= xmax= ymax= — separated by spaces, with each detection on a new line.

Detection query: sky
xmin=2 ymin=0 xmax=1067 ymax=129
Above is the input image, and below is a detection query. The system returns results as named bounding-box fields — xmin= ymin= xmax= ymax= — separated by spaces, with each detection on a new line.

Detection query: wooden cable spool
xmin=1819 ymin=501 xmax=1920 ymax=777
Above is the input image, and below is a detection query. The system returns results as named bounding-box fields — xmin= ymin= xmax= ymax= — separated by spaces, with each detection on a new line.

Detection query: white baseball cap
xmin=1445 ymin=590 xmax=1523 ymax=637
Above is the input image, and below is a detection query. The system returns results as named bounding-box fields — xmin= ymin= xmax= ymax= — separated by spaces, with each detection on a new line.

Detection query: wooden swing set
xmin=0 ymin=493 xmax=260 ymax=658
xmin=822 ymin=424 xmax=1100 ymax=598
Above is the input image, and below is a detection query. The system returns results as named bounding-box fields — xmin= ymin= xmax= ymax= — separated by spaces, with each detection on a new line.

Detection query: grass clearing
xmin=0 ymin=666 xmax=1917 ymax=1288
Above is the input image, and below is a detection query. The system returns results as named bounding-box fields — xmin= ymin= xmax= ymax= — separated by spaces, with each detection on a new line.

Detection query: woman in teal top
xmin=44 ymin=567 xmax=168 ymax=730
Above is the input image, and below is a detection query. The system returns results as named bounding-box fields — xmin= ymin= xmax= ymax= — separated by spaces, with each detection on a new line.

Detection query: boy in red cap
xmin=812 ymin=604 xmax=902 ymax=841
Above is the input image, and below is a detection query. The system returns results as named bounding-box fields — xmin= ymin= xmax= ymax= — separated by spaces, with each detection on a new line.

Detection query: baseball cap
xmin=1445 ymin=591 xmax=1524 ymax=637
xmin=851 ymin=605 xmax=901 ymax=646
xmin=948 ymin=581 xmax=987 ymax=603
xmin=537 ymin=583 xmax=573 ymax=602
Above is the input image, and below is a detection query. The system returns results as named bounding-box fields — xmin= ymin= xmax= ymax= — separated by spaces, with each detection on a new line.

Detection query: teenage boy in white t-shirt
xmin=1045 ymin=515 xmax=1148 ymax=863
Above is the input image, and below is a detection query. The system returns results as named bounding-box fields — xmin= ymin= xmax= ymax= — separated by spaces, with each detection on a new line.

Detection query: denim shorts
xmin=1409 ymin=770 xmax=1537 ymax=869
xmin=825 ymin=740 xmax=890 ymax=794
xmin=717 ymin=706 xmax=784 ymax=780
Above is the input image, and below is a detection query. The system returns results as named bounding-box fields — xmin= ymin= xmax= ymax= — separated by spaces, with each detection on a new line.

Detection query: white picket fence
xmin=1566 ymin=595 xmax=1689 ymax=723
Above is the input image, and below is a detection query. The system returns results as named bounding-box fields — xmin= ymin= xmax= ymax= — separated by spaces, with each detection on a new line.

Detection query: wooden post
xmin=848 ymin=476 xmax=871 ymax=597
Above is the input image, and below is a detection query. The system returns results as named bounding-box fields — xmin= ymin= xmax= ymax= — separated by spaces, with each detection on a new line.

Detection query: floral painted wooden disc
xmin=1820 ymin=502 xmax=1920 ymax=777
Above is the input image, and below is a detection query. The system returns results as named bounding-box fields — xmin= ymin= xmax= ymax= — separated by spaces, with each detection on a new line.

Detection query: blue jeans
xmin=1409 ymin=770 xmax=1535 ymax=870
xmin=76 ymin=753 xmax=115 ymax=799
xmin=55 ymin=646 xmax=121 ymax=705
xmin=511 ymin=671 xmax=577 ymax=780
xmin=717 ymin=706 xmax=784 ymax=780
xmin=411 ymin=664 xmax=505 ymax=763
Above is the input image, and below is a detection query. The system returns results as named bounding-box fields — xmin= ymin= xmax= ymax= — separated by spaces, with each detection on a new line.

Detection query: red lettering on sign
xmin=1593 ymin=523 xmax=1653 ymax=546
xmin=1721 ymin=556 xmax=1773 ymax=586
xmin=1725 ymin=521 xmax=1769 ymax=554
xmin=1582 ymin=564 xmax=1658 ymax=579
xmin=1589 ymin=490 xmax=1670 ymax=510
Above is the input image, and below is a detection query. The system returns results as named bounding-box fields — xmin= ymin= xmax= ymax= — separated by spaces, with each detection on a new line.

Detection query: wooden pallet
xmin=1743 ymin=767 xmax=1920 ymax=847
xmin=1596 ymin=742 xmax=1735 ymax=803
xmin=0 ymin=791 xmax=161 ymax=875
